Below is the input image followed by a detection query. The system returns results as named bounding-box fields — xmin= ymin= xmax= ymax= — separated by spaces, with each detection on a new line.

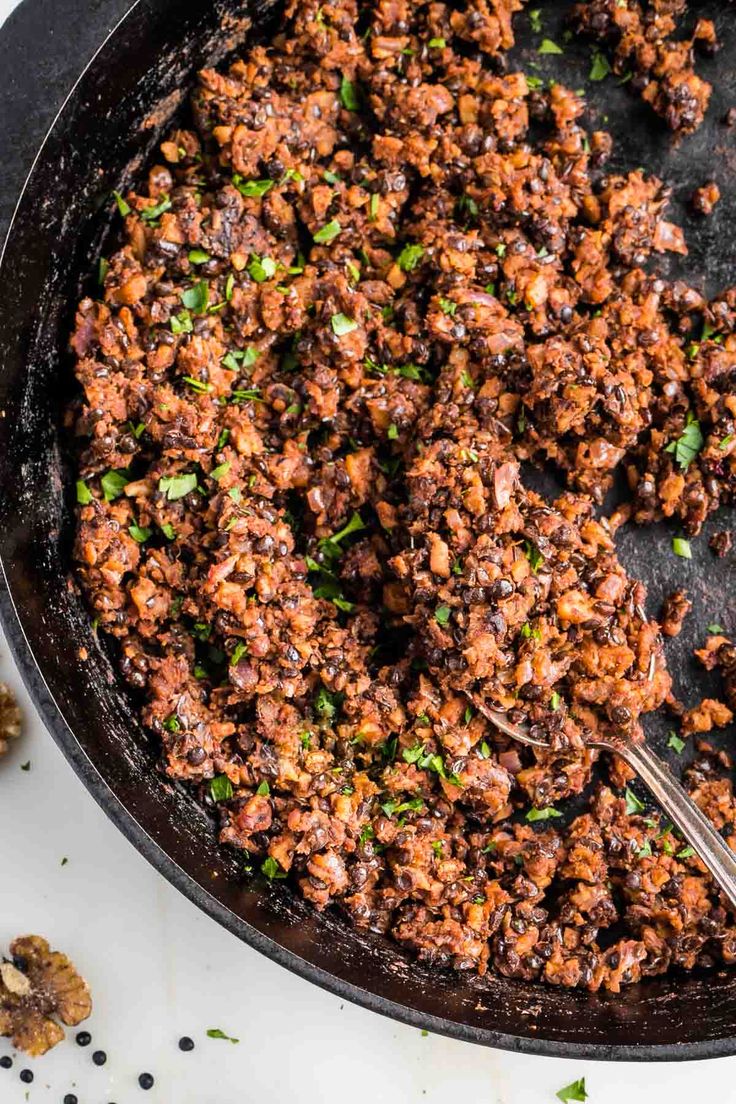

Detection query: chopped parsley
xmin=665 ymin=411 xmax=703 ymax=471
xmin=232 ymin=175 xmax=273 ymax=198
xmin=589 ymin=52 xmax=611 ymax=81
xmin=158 ymin=472 xmax=197 ymax=501
xmin=340 ymin=75 xmax=360 ymax=111
xmin=230 ymin=642 xmax=247 ymax=666
xmin=180 ymin=281 xmax=209 ymax=314
xmin=222 ymin=347 xmax=258 ymax=372
xmin=556 ymin=1078 xmax=587 ymax=1103
xmin=387 ymin=422 xmax=399 ymax=440
xmin=523 ymin=540 xmax=543 ymax=573
xmin=188 ymin=249 xmax=210 ymax=265
xmin=396 ymin=243 xmax=425 ymax=272
xmin=550 ymin=691 xmax=561 ymax=712
xmin=261 ymin=856 xmax=287 ymax=880
xmin=210 ymin=775 xmax=233 ymax=802
xmin=434 ymin=605 xmax=451 ymax=626
xmin=381 ymin=796 xmax=425 ymax=818
xmin=708 ymin=623 xmax=725 ymax=634
xmin=141 ymin=196 xmax=172 ymax=222
xmin=428 ymin=36 xmax=446 ymax=48
xmin=625 ymin=787 xmax=645 ymax=815
xmin=170 ymin=309 xmax=193 ymax=334
xmin=668 ymin=732 xmax=685 ymax=754
xmin=128 ymin=523 xmax=151 ymax=543
xmin=76 ymin=480 xmax=93 ymax=505
xmin=210 ymin=462 xmax=231 ymax=482
xmin=256 ymin=781 xmax=270 ymax=796
xmin=206 ymin=1028 xmax=240 ymax=1043
xmin=526 ymin=807 xmax=563 ymax=822
xmin=100 ymin=469 xmax=129 ymax=502
xmin=528 ymin=8 xmax=542 ymax=32
xmin=672 ymin=537 xmax=692 ymax=560
xmin=538 ymin=38 xmax=563 ymax=54
xmin=314 ymin=219 xmax=342 ymax=245
xmin=439 ymin=297 xmax=457 ymax=316
xmin=247 ymin=255 xmax=277 ymax=283
xmin=331 ymin=312 xmax=358 ymax=336
xmin=112 ymin=190 xmax=131 ymax=216
xmin=315 ymin=686 xmax=341 ymax=723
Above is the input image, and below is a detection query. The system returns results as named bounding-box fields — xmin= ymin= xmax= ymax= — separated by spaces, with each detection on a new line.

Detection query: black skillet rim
xmin=0 ymin=0 xmax=735 ymax=1063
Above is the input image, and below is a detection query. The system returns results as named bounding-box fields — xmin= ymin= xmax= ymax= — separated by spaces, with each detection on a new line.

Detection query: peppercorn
xmin=93 ymin=1049 xmax=107 ymax=1066
xmin=139 ymin=1072 xmax=155 ymax=1090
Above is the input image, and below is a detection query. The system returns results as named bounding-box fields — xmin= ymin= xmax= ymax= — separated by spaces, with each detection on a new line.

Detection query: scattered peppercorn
xmin=139 ymin=1072 xmax=154 ymax=1090
xmin=19 ymin=1068 xmax=33 ymax=1084
xmin=178 ymin=1036 xmax=195 ymax=1052
xmin=76 ymin=1031 xmax=91 ymax=1047
xmin=0 ymin=1056 xmax=11 ymax=1069
xmin=92 ymin=1049 xmax=107 ymax=1066
xmin=64 ymin=1094 xmax=78 ymax=1104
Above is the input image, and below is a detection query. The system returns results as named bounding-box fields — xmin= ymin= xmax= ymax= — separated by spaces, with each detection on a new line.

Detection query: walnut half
xmin=0 ymin=682 xmax=22 ymax=757
xmin=0 ymin=936 xmax=92 ymax=1056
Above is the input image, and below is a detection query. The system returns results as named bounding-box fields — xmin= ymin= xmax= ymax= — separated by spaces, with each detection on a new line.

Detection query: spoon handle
xmin=619 ymin=739 xmax=736 ymax=911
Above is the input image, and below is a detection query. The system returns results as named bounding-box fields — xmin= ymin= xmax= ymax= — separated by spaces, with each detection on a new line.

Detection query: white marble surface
xmin=0 ymin=1 xmax=735 ymax=1100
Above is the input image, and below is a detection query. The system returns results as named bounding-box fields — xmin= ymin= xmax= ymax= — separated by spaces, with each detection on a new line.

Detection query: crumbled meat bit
xmin=0 ymin=682 xmax=22 ymax=757
xmin=0 ymin=936 xmax=92 ymax=1056
xmin=710 ymin=530 xmax=733 ymax=558
xmin=691 ymin=183 xmax=721 ymax=216
xmin=68 ymin=0 xmax=736 ymax=994
xmin=572 ymin=1 xmax=714 ymax=137
xmin=681 ymin=698 xmax=734 ymax=736
xmin=660 ymin=589 xmax=691 ymax=637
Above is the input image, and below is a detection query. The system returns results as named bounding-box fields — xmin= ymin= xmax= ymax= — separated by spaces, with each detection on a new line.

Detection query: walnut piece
xmin=0 ymin=936 xmax=92 ymax=1057
xmin=0 ymin=682 xmax=22 ymax=757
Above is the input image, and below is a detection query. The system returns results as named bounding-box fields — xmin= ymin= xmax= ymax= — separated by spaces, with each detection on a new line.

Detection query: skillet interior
xmin=1 ymin=0 xmax=736 ymax=1059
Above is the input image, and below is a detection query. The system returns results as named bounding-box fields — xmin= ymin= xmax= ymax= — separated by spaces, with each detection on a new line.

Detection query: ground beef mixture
xmin=70 ymin=0 xmax=736 ymax=992
xmin=572 ymin=0 xmax=717 ymax=136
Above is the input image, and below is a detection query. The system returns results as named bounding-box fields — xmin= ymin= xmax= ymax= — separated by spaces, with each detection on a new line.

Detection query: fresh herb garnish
xmin=210 ymin=775 xmax=233 ymax=802
xmin=112 ymin=190 xmax=131 ymax=216
xmin=128 ymin=523 xmax=151 ymax=543
xmin=314 ymin=219 xmax=341 ymax=245
xmin=206 ymin=1028 xmax=240 ymax=1043
xmin=434 ymin=605 xmax=451 ymax=626
xmin=180 ymin=281 xmax=209 ymax=314
xmin=668 ymin=732 xmax=685 ymax=754
xmin=340 ymin=75 xmax=360 ymax=111
xmin=665 ymin=411 xmax=703 ymax=471
xmin=100 ymin=469 xmax=129 ymax=502
xmin=526 ymin=807 xmax=563 ymax=822
xmin=141 ymin=196 xmax=172 ymax=222
xmin=232 ymin=175 xmax=273 ymax=198
xmin=556 ymin=1078 xmax=587 ymax=1103
xmin=261 ymin=856 xmax=287 ymax=880
xmin=76 ymin=480 xmax=93 ymax=505
xmin=396 ymin=243 xmax=425 ymax=272
xmin=625 ymin=788 xmax=645 ymax=815
xmin=331 ymin=312 xmax=358 ymax=336
xmin=538 ymin=38 xmax=563 ymax=54
xmin=247 ymin=255 xmax=277 ymax=283
xmin=188 ymin=249 xmax=210 ymax=265
xmin=589 ymin=52 xmax=610 ymax=81
xmin=672 ymin=537 xmax=692 ymax=560
xmin=159 ymin=472 xmax=197 ymax=501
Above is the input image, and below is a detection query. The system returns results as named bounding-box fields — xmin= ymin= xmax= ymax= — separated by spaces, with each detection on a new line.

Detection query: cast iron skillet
xmin=1 ymin=0 xmax=736 ymax=1061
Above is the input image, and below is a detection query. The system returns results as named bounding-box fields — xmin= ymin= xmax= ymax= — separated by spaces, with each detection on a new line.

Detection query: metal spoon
xmin=467 ymin=694 xmax=736 ymax=911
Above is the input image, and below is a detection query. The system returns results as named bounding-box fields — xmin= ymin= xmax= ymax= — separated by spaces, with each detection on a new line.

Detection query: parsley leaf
xmin=672 ymin=537 xmax=692 ymax=560
xmin=210 ymin=775 xmax=233 ymax=802
xmin=128 ymin=523 xmax=151 ymax=543
xmin=261 ymin=856 xmax=287 ymax=880
xmin=397 ymin=243 xmax=425 ymax=272
xmin=668 ymin=732 xmax=685 ymax=754
xmin=526 ymin=807 xmax=563 ymax=822
xmin=538 ymin=38 xmax=563 ymax=54
xmin=158 ymin=472 xmax=197 ymax=501
xmin=314 ymin=219 xmax=341 ymax=244
xmin=665 ymin=411 xmax=703 ymax=471
xmin=340 ymin=75 xmax=360 ymax=111
xmin=232 ymin=175 xmax=273 ymax=198
xmin=556 ymin=1078 xmax=587 ymax=1103
xmin=180 ymin=281 xmax=209 ymax=314
xmin=100 ymin=469 xmax=129 ymax=502
xmin=625 ymin=787 xmax=645 ymax=815
xmin=331 ymin=312 xmax=358 ymax=336
xmin=435 ymin=605 xmax=451 ymax=626
xmin=589 ymin=52 xmax=611 ymax=81
xmin=76 ymin=480 xmax=93 ymax=505
xmin=247 ymin=255 xmax=277 ymax=283
xmin=206 ymin=1028 xmax=240 ymax=1043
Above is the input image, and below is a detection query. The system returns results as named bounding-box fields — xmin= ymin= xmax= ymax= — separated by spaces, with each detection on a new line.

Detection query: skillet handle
xmin=619 ymin=739 xmax=736 ymax=912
